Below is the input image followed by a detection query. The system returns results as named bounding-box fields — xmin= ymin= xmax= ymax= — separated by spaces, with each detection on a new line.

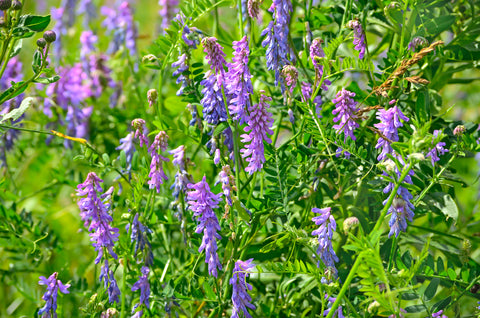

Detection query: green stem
xmin=325 ymin=253 xmax=363 ymax=318
xmin=0 ymin=37 xmax=15 ymax=80
xmin=120 ymin=257 xmax=127 ymax=318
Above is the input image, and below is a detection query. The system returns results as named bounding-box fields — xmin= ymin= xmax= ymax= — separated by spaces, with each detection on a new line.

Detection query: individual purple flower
xmin=170 ymin=145 xmax=192 ymax=199
xmin=80 ymin=31 xmax=98 ymax=71
xmin=426 ymin=130 xmax=449 ymax=165
xmin=148 ymin=131 xmax=170 ymax=193
xmin=261 ymin=0 xmax=292 ymax=88
xmin=202 ymin=37 xmax=227 ymax=84
xmin=226 ymin=36 xmax=253 ymax=125
xmin=101 ymin=1 xmax=137 ymax=55
xmin=131 ymin=118 xmax=149 ymax=148
xmin=301 ymin=81 xmax=322 ymax=118
xmin=0 ymin=57 xmax=24 ymax=154
xmin=159 ymin=0 xmax=179 ymax=30
xmin=311 ymin=207 xmax=339 ymax=283
xmin=99 ymin=259 xmax=121 ymax=304
xmin=332 ymin=89 xmax=359 ymax=143
xmin=323 ymin=295 xmax=345 ymax=318
xmin=172 ymin=52 xmax=190 ymax=96
xmin=132 ymin=266 xmax=151 ymax=315
xmin=346 ymin=20 xmax=366 ymax=59
xmin=408 ymin=36 xmax=428 ymax=52
xmin=187 ymin=176 xmax=223 ymax=277
xmin=187 ymin=103 xmax=202 ymax=129
xmin=431 ymin=309 xmax=448 ymax=318
xmin=116 ymin=132 xmax=136 ymax=170
xmin=310 ymin=38 xmax=331 ymax=90
xmin=241 ymin=91 xmax=274 ymax=174
xmin=77 ymin=173 xmax=119 ymax=263
xmin=38 ymin=272 xmax=70 ymax=318
xmin=201 ymin=71 xmax=228 ymax=125
xmin=374 ymin=105 xmax=409 ymax=161
xmin=282 ymin=65 xmax=298 ymax=94
xmin=126 ymin=213 xmax=154 ymax=266
xmin=230 ymin=259 xmax=256 ymax=318
xmin=217 ymin=165 xmax=235 ymax=207
xmin=384 ymin=165 xmax=415 ymax=238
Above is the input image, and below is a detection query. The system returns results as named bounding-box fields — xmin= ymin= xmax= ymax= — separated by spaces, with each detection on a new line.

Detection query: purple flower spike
xmin=310 ymin=38 xmax=331 ymax=90
xmin=241 ymin=91 xmax=274 ymax=174
xmin=148 ymin=131 xmax=170 ymax=193
xmin=76 ymin=173 xmax=119 ymax=263
xmin=132 ymin=266 xmax=151 ymax=314
xmin=374 ymin=105 xmax=409 ymax=162
xmin=158 ymin=0 xmax=179 ymax=30
xmin=187 ymin=176 xmax=223 ymax=277
xmin=332 ymin=89 xmax=359 ymax=143
xmin=38 ymin=272 xmax=70 ymax=318
xmin=99 ymin=259 xmax=121 ymax=304
xmin=172 ymin=52 xmax=190 ymax=96
xmin=311 ymin=207 xmax=339 ymax=283
xmin=132 ymin=118 xmax=149 ymax=148
xmin=116 ymin=132 xmax=136 ymax=170
xmin=426 ymin=130 xmax=449 ymax=165
xmin=226 ymin=36 xmax=253 ymax=125
xmin=202 ymin=37 xmax=227 ymax=84
xmin=201 ymin=71 xmax=228 ymax=125
xmin=261 ymin=0 xmax=292 ymax=88
xmin=101 ymin=1 xmax=137 ymax=55
xmin=346 ymin=20 xmax=366 ymax=59
xmin=127 ymin=213 xmax=154 ymax=266
xmin=230 ymin=259 xmax=256 ymax=318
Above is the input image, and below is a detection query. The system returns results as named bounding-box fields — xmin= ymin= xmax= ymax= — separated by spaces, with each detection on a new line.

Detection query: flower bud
xmin=142 ymin=54 xmax=157 ymax=64
xmin=43 ymin=30 xmax=57 ymax=43
xmin=0 ymin=0 xmax=12 ymax=11
xmin=101 ymin=308 xmax=119 ymax=318
xmin=343 ymin=216 xmax=359 ymax=233
xmin=378 ymin=159 xmax=395 ymax=172
xmin=409 ymin=152 xmax=425 ymax=162
xmin=288 ymin=108 xmax=294 ymax=125
xmin=392 ymin=197 xmax=406 ymax=210
xmin=147 ymin=89 xmax=157 ymax=107
xmin=11 ymin=0 xmax=21 ymax=10
xmin=37 ymin=38 xmax=47 ymax=49
xmin=453 ymin=125 xmax=466 ymax=136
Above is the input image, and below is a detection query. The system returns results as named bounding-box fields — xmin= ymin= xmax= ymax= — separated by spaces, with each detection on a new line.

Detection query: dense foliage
xmin=1 ymin=0 xmax=480 ymax=317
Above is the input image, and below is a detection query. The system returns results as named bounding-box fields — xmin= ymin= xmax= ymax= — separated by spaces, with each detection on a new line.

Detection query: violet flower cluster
xmin=158 ymin=0 xmax=179 ymax=30
xmin=311 ymin=207 xmax=339 ymax=283
xmin=374 ymin=105 xmax=409 ymax=161
xmin=282 ymin=65 xmax=298 ymax=94
xmin=431 ymin=310 xmax=448 ymax=318
xmin=217 ymin=165 xmax=236 ymax=209
xmin=374 ymin=105 xmax=415 ymax=238
xmin=226 ymin=36 xmax=253 ymax=125
xmin=132 ymin=118 xmax=149 ymax=148
xmin=148 ymin=131 xmax=170 ymax=193
xmin=241 ymin=91 xmax=274 ymax=174
xmin=332 ymin=89 xmax=359 ymax=143
xmin=346 ymin=20 xmax=366 ymax=59
xmin=301 ymin=81 xmax=322 ymax=118
xmin=203 ymin=37 xmax=227 ymax=83
xmin=187 ymin=176 xmax=223 ymax=277
xmin=170 ymin=145 xmax=191 ymax=200
xmin=50 ymin=0 xmax=76 ymax=60
xmin=0 ymin=57 xmax=24 ymax=155
xmin=101 ymin=1 xmax=137 ymax=55
xmin=230 ymin=259 xmax=256 ymax=318
xmin=261 ymin=0 xmax=293 ymax=87
xmin=131 ymin=266 xmax=151 ymax=317
xmin=76 ymin=172 xmax=121 ymax=303
xmin=127 ymin=213 xmax=154 ymax=266
xmin=201 ymin=71 xmax=228 ymax=125
xmin=310 ymin=38 xmax=331 ymax=90
xmin=426 ymin=130 xmax=449 ymax=165
xmin=38 ymin=272 xmax=70 ymax=318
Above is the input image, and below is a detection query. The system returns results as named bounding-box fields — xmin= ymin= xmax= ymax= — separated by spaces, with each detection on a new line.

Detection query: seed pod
xmin=0 ymin=0 xmax=12 ymax=11
xmin=11 ymin=0 xmax=21 ymax=10
xmin=43 ymin=30 xmax=57 ymax=43
xmin=37 ymin=38 xmax=47 ymax=48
